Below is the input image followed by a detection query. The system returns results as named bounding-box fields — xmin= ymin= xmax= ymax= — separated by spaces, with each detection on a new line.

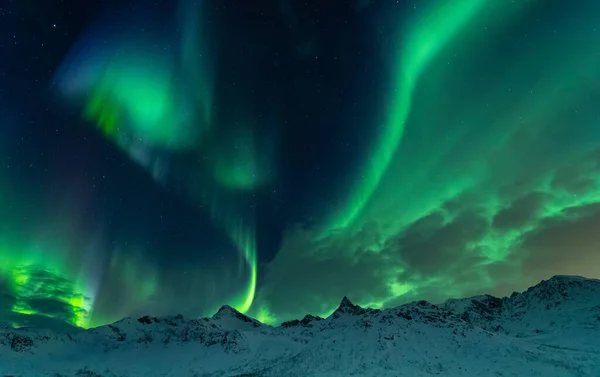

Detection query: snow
xmin=1 ymin=275 xmax=600 ymax=376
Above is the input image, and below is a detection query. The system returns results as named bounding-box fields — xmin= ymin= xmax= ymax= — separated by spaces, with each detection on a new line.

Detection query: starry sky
xmin=2 ymin=0 xmax=600 ymax=330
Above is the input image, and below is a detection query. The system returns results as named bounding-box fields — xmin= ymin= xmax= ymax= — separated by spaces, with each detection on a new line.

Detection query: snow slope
xmin=1 ymin=275 xmax=599 ymax=376
xmin=443 ymin=275 xmax=600 ymax=351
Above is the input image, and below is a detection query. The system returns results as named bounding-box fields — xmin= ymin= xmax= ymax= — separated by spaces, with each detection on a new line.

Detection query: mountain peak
xmin=547 ymin=274 xmax=583 ymax=281
xmin=332 ymin=296 xmax=372 ymax=316
xmin=3 ymin=275 xmax=600 ymax=375
xmin=216 ymin=304 xmax=239 ymax=314
xmin=213 ymin=305 xmax=244 ymax=319
xmin=527 ymin=274 xmax=600 ymax=295
xmin=212 ymin=305 xmax=260 ymax=327
xmin=340 ymin=296 xmax=354 ymax=308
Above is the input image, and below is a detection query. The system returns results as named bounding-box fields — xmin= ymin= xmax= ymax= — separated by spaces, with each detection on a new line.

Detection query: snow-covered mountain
xmin=444 ymin=275 xmax=600 ymax=351
xmin=2 ymin=275 xmax=600 ymax=376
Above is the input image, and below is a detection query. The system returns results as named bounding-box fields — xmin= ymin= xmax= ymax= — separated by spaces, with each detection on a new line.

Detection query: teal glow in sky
xmin=324 ymin=0 xmax=534 ymax=234
xmin=52 ymin=0 xmax=259 ymax=322
xmin=253 ymin=0 xmax=600 ymax=323
xmin=4 ymin=0 xmax=600 ymax=330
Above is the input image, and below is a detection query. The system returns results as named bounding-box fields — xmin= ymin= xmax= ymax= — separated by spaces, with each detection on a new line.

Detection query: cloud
xmin=255 ymin=205 xmax=494 ymax=322
xmin=0 ymin=268 xmax=90 ymax=329
xmin=26 ymin=298 xmax=76 ymax=321
xmin=0 ymin=278 xmax=17 ymax=314
xmin=6 ymin=312 xmax=80 ymax=333
xmin=491 ymin=149 xmax=600 ymax=289
xmin=256 ymin=145 xmax=600 ymax=323
xmin=549 ymin=148 xmax=600 ymax=196
xmin=520 ymin=203 xmax=600 ymax=280
xmin=18 ymin=270 xmax=89 ymax=312
xmin=551 ymin=165 xmax=596 ymax=195
xmin=492 ymin=192 xmax=549 ymax=230
xmin=255 ymin=223 xmax=404 ymax=320
xmin=391 ymin=209 xmax=487 ymax=275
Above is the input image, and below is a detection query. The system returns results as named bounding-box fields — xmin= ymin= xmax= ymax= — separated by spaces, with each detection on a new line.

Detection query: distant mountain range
xmin=2 ymin=275 xmax=600 ymax=376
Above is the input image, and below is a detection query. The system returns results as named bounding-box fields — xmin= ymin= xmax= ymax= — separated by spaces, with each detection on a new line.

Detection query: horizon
xmin=8 ymin=273 xmax=589 ymax=332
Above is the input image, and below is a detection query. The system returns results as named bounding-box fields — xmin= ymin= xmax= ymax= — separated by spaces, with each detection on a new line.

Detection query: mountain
xmin=1 ymin=275 xmax=600 ymax=376
xmin=443 ymin=275 xmax=600 ymax=351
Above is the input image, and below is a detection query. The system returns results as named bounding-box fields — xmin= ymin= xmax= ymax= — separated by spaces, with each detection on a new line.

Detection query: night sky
xmin=3 ymin=0 xmax=600 ymax=330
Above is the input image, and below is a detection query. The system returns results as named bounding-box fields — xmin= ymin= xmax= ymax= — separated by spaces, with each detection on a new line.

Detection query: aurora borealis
xmin=3 ymin=0 xmax=600 ymax=330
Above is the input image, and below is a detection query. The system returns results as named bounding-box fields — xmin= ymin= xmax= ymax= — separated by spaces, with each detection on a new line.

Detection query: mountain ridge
xmin=1 ymin=274 xmax=599 ymax=376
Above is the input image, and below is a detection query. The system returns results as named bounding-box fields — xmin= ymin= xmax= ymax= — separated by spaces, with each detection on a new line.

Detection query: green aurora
xmin=324 ymin=0 xmax=534 ymax=234
xmin=52 ymin=0 xmax=259 ymax=325
xmin=252 ymin=0 xmax=600 ymax=323
xmin=4 ymin=0 xmax=600 ymax=329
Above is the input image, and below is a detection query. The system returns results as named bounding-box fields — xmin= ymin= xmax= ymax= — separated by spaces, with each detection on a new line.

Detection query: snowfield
xmin=1 ymin=275 xmax=599 ymax=376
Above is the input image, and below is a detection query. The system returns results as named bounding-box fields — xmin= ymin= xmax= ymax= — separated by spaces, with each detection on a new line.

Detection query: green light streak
xmin=324 ymin=0 xmax=488 ymax=233
xmin=202 ymin=189 xmax=258 ymax=314
xmin=196 ymin=182 xmax=258 ymax=315
xmin=226 ymin=220 xmax=257 ymax=313
xmin=253 ymin=1 xmax=600 ymax=326
xmin=56 ymin=17 xmax=259 ymax=323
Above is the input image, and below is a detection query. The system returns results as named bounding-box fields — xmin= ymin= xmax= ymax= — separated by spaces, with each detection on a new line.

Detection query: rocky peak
xmin=137 ymin=315 xmax=160 ymax=325
xmin=331 ymin=296 xmax=377 ymax=317
xmin=338 ymin=296 xmax=361 ymax=313
xmin=515 ymin=275 xmax=600 ymax=308
xmin=212 ymin=305 xmax=261 ymax=328
xmin=300 ymin=314 xmax=323 ymax=326
xmin=280 ymin=314 xmax=324 ymax=328
xmin=469 ymin=295 xmax=504 ymax=313
xmin=214 ymin=305 xmax=247 ymax=320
